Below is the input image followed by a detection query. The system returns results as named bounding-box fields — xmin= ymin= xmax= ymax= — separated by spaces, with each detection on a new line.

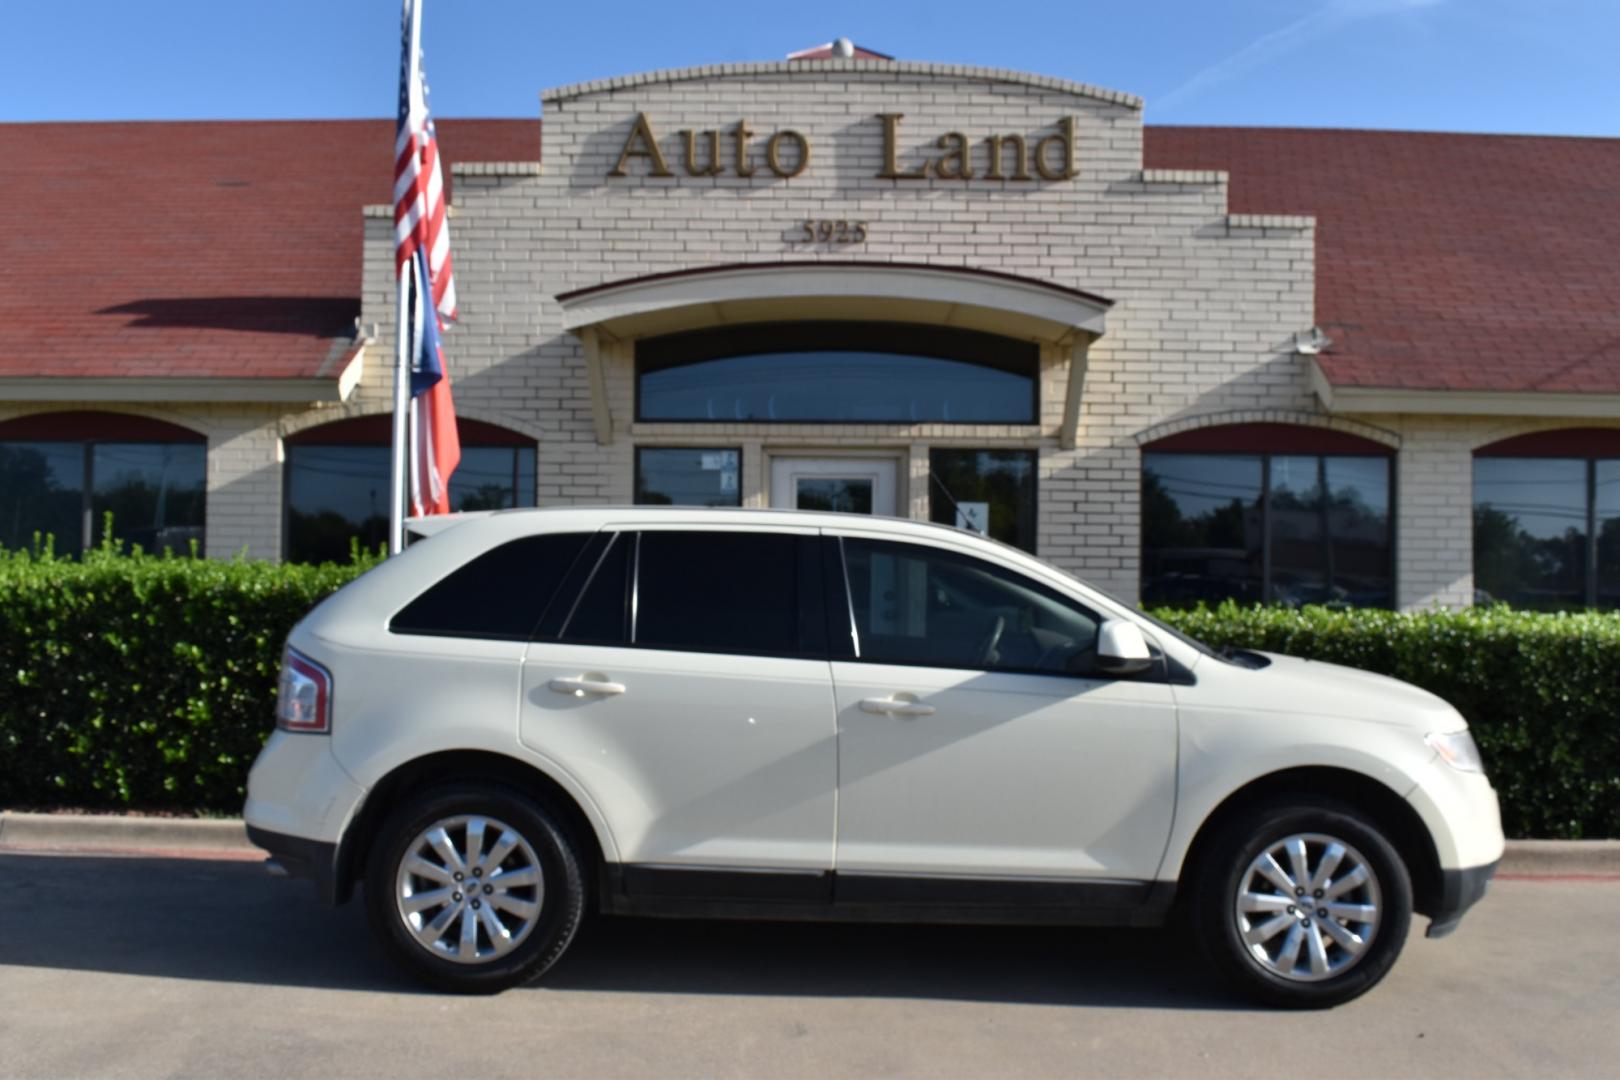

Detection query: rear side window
xmin=635 ymin=531 xmax=823 ymax=657
xmin=390 ymin=532 xmax=591 ymax=640
xmin=558 ymin=532 xmax=633 ymax=645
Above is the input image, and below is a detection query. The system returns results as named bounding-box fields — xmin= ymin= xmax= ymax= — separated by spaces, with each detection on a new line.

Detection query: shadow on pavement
xmin=0 ymin=853 xmax=1241 ymax=1009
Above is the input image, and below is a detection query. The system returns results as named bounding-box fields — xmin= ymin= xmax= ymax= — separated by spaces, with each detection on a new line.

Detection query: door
xmin=771 ymin=456 xmax=899 ymax=516
xmin=828 ymin=535 xmax=1179 ymax=882
xmin=519 ymin=528 xmax=838 ymax=873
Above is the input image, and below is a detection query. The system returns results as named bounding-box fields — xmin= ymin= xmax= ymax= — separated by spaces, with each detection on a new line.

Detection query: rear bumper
xmin=247 ymin=824 xmax=345 ymax=907
xmin=1425 ymin=860 xmax=1498 ymax=938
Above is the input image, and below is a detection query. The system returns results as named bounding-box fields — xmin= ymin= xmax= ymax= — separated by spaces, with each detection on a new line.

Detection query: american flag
xmin=395 ymin=0 xmax=459 ymax=516
xmin=394 ymin=0 xmax=457 ymax=323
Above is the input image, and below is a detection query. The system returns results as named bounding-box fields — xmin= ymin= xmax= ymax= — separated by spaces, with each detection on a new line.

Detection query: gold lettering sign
xmin=606 ymin=113 xmax=1080 ymax=182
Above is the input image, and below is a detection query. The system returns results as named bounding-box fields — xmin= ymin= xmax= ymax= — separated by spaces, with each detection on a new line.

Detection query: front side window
xmin=0 ymin=413 xmax=205 ymax=555
xmin=1473 ymin=434 xmax=1620 ymax=610
xmin=284 ymin=418 xmax=536 ymax=564
xmin=636 ymin=322 xmax=1038 ymax=424
xmin=840 ymin=538 xmax=1100 ymax=675
xmin=1142 ymin=448 xmax=1393 ymax=608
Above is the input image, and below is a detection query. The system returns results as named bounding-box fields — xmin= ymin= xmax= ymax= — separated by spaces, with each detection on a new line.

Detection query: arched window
xmin=636 ymin=322 xmax=1039 ymax=424
xmin=1473 ymin=428 xmax=1620 ymax=610
xmin=0 ymin=411 xmax=206 ymax=555
xmin=1141 ymin=424 xmax=1394 ymax=608
xmin=283 ymin=416 xmax=536 ymax=564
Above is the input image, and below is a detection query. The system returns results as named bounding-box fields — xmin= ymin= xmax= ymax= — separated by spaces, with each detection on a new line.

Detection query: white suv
xmin=246 ymin=507 xmax=1502 ymax=1006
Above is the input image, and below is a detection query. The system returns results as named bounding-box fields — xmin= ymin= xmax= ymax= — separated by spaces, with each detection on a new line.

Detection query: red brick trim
xmin=0 ymin=410 xmax=204 ymax=442
xmin=1142 ymin=422 xmax=1391 ymax=455
xmin=1474 ymin=428 xmax=1620 ymax=458
xmin=283 ymin=414 xmax=532 ymax=447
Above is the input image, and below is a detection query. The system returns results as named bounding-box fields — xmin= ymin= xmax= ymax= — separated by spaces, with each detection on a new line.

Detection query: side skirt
xmin=600 ymin=865 xmax=1176 ymax=928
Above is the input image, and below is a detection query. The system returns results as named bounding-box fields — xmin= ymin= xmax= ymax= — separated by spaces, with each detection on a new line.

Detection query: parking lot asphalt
xmin=1 ymin=853 xmax=1615 ymax=1079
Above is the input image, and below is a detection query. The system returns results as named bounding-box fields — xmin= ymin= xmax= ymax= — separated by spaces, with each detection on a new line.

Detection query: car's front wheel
xmin=1193 ymin=799 xmax=1412 ymax=1008
xmin=364 ymin=783 xmax=585 ymax=993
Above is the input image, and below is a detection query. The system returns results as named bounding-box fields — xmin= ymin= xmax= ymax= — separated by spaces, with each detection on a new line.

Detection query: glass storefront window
xmin=1141 ymin=453 xmax=1264 ymax=607
xmin=637 ymin=322 xmax=1038 ymax=424
xmin=634 ymin=448 xmax=741 ymax=507
xmin=0 ymin=435 xmax=204 ymax=556
xmin=1599 ymin=461 xmax=1620 ymax=610
xmin=1474 ymin=457 xmax=1603 ymax=609
xmin=1143 ymin=452 xmax=1392 ymax=608
xmin=928 ymin=449 xmax=1037 ymax=553
xmin=285 ymin=442 xmax=535 ymax=564
xmin=0 ymin=442 xmax=85 ymax=553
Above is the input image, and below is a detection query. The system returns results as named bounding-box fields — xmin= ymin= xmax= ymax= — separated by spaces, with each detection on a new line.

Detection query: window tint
xmin=391 ymin=533 xmax=591 ymax=640
xmin=559 ymin=532 xmax=632 ymax=644
xmin=634 ymin=531 xmax=807 ymax=656
xmin=841 ymin=538 xmax=1100 ymax=675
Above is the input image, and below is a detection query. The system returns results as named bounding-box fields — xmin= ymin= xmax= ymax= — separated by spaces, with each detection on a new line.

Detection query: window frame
xmin=1141 ymin=448 xmax=1397 ymax=609
xmin=828 ymin=534 xmax=1152 ymax=682
xmin=387 ymin=531 xmax=597 ymax=642
xmin=0 ymin=414 xmax=207 ymax=555
xmin=633 ymin=446 xmax=744 ymax=507
xmin=549 ymin=527 xmax=830 ymax=661
xmin=1473 ymin=453 xmax=1615 ymax=609
xmin=280 ymin=417 xmax=538 ymax=563
xmin=633 ymin=321 xmax=1041 ymax=425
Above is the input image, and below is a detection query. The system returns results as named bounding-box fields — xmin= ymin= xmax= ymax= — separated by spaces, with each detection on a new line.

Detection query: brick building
xmin=3 ymin=55 xmax=1618 ymax=610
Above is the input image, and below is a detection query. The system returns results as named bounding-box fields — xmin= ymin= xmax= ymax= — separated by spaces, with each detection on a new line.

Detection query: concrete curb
xmin=0 ymin=811 xmax=256 ymax=857
xmin=2 ymin=811 xmax=1618 ymax=876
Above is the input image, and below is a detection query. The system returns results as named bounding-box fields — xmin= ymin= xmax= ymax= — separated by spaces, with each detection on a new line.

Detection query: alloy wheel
xmin=394 ymin=814 xmax=545 ymax=965
xmin=1234 ymin=831 xmax=1383 ymax=982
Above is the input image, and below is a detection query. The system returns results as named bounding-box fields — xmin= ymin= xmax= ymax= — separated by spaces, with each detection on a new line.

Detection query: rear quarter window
xmin=390 ymin=532 xmax=592 ymax=640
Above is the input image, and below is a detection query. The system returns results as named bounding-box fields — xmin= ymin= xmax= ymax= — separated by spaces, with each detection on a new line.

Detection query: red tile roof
xmin=2 ymin=118 xmax=1615 ymax=395
xmin=1144 ymin=127 xmax=1620 ymax=394
xmin=0 ymin=119 xmax=535 ymax=381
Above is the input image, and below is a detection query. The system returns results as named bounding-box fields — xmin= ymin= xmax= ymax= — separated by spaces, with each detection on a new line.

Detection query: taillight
xmin=277 ymin=648 xmax=333 ymax=733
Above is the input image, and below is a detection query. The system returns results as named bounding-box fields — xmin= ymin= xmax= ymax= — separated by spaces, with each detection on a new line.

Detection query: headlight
xmin=1425 ymin=729 xmax=1483 ymax=773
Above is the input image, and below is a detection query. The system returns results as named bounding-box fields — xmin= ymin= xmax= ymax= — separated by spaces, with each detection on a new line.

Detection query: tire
xmin=364 ymin=782 xmax=586 ymax=993
xmin=1192 ymin=798 xmax=1412 ymax=1008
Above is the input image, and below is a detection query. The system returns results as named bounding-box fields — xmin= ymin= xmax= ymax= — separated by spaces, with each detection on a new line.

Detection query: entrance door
xmin=770 ymin=457 xmax=898 ymax=516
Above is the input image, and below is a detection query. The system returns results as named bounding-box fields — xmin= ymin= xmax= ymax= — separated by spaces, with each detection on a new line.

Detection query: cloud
xmin=1156 ymin=0 xmax=1444 ymax=114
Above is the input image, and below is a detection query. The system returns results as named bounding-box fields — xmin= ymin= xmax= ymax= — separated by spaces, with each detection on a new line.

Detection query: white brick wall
xmin=15 ymin=63 xmax=1610 ymax=608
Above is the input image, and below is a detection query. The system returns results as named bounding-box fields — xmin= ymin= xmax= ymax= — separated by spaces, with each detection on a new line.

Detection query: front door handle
xmin=859 ymin=695 xmax=936 ymax=717
xmin=549 ymin=675 xmax=627 ymax=698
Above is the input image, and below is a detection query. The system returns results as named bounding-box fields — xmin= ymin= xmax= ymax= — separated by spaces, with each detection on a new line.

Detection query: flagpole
xmin=389 ymin=259 xmax=410 ymax=555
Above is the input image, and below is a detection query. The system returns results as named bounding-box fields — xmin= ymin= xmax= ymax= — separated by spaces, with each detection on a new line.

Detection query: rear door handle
xmin=859 ymin=695 xmax=936 ymax=717
xmin=549 ymin=675 xmax=627 ymax=697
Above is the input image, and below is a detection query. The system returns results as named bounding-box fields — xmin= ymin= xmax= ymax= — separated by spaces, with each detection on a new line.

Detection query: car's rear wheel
xmin=1193 ymin=799 xmax=1412 ymax=1008
xmin=364 ymin=783 xmax=585 ymax=993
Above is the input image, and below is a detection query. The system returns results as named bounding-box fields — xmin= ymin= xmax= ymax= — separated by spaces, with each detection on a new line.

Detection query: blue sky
xmin=6 ymin=1 xmax=1617 ymax=135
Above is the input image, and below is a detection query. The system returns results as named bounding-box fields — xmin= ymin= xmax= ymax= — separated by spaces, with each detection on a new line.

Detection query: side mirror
xmin=1096 ymin=619 xmax=1154 ymax=676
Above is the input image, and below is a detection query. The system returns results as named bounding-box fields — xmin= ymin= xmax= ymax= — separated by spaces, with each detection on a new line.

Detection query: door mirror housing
xmin=1096 ymin=619 xmax=1154 ymax=676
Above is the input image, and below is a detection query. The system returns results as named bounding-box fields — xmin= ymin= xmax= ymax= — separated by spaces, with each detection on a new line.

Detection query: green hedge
xmin=2 ymin=540 xmax=1616 ymax=836
xmin=0 ymin=538 xmax=371 ymax=813
xmin=1152 ymin=603 xmax=1620 ymax=839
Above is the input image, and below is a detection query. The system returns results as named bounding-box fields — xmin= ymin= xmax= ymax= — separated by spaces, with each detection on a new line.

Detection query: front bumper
xmin=1425 ymin=860 xmax=1498 ymax=938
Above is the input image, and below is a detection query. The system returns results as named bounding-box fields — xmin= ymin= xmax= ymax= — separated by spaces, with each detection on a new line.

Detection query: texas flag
xmin=409 ymin=253 xmax=460 ymax=516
